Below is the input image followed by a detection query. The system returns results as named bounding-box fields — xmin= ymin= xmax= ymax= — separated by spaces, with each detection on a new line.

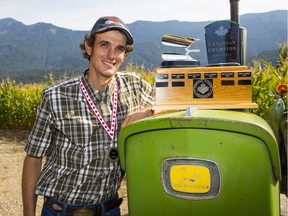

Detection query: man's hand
xmin=121 ymin=107 xmax=154 ymax=128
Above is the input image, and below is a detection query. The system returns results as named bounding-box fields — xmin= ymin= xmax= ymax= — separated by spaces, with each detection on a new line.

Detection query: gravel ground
xmin=0 ymin=129 xmax=286 ymax=215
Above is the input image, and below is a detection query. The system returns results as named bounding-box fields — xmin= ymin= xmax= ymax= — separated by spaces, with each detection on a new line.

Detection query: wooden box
xmin=154 ymin=66 xmax=258 ymax=111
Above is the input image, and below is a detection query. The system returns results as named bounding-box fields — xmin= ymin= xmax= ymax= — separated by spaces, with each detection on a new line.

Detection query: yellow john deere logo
xmin=170 ymin=165 xmax=211 ymax=193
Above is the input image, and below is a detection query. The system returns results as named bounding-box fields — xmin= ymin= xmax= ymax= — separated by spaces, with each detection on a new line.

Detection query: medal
xmin=108 ymin=147 xmax=119 ymax=162
xmin=80 ymin=78 xmax=120 ymax=163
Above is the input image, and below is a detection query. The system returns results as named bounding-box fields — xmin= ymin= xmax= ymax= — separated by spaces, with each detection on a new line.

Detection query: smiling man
xmin=22 ymin=16 xmax=155 ymax=216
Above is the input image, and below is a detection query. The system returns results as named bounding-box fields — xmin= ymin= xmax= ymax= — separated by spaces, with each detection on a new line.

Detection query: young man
xmin=22 ymin=16 xmax=155 ymax=216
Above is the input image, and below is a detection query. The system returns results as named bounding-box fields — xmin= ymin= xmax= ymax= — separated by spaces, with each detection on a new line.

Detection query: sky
xmin=1 ymin=0 xmax=287 ymax=31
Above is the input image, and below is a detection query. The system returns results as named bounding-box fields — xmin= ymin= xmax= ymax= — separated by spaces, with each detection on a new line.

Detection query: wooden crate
xmin=154 ymin=66 xmax=258 ymax=112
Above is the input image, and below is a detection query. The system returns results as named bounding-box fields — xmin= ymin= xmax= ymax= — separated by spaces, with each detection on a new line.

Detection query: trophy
xmin=161 ymin=34 xmax=200 ymax=68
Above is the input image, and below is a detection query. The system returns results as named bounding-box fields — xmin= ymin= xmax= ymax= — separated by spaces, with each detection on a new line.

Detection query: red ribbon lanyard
xmin=80 ymin=79 xmax=118 ymax=140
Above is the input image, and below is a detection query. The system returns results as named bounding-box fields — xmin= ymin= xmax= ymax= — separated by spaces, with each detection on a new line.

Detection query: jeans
xmin=41 ymin=195 xmax=121 ymax=216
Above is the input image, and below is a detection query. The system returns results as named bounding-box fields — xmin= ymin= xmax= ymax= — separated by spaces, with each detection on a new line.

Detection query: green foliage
xmin=0 ymin=79 xmax=43 ymax=129
xmin=123 ymin=62 xmax=156 ymax=85
xmin=251 ymin=43 xmax=287 ymax=119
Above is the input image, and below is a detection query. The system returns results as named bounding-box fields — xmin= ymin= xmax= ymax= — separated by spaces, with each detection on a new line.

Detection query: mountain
xmin=0 ymin=10 xmax=287 ymax=83
xmin=0 ymin=18 xmax=88 ymax=82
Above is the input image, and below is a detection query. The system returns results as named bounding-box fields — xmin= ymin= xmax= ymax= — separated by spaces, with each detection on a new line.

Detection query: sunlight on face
xmin=86 ymin=30 xmax=127 ymax=80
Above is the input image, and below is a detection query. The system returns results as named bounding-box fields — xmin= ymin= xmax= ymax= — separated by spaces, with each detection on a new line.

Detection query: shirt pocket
xmin=53 ymin=114 xmax=98 ymax=170
xmin=55 ymin=114 xmax=97 ymax=147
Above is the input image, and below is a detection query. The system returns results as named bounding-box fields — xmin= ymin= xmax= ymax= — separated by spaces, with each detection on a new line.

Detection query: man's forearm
xmin=22 ymin=154 xmax=42 ymax=216
xmin=121 ymin=107 xmax=153 ymax=128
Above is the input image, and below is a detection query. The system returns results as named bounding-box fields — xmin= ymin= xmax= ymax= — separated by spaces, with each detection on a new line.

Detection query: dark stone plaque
xmin=205 ymin=20 xmax=240 ymax=66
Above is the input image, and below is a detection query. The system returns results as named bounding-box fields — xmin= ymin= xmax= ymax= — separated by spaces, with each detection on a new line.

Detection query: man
xmin=22 ymin=16 xmax=155 ymax=216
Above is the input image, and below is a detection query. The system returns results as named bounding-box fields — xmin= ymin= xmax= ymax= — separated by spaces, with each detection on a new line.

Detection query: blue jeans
xmin=41 ymin=195 xmax=121 ymax=216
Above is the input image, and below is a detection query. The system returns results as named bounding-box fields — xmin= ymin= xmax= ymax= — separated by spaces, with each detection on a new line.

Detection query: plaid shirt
xmin=25 ymin=70 xmax=155 ymax=204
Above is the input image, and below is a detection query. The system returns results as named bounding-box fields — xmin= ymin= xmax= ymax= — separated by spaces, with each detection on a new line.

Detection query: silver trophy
xmin=161 ymin=34 xmax=200 ymax=64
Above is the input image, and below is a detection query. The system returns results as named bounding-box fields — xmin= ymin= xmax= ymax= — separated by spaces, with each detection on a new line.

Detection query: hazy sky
xmin=1 ymin=0 xmax=287 ymax=31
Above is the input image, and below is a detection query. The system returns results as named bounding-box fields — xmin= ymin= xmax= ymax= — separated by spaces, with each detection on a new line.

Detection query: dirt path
xmin=0 ymin=129 xmax=286 ymax=215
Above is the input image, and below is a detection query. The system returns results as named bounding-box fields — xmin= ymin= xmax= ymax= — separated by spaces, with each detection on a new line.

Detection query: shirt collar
xmin=81 ymin=69 xmax=117 ymax=100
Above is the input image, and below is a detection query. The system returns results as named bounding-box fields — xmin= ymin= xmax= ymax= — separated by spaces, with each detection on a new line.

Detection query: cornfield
xmin=0 ymin=79 xmax=43 ymax=129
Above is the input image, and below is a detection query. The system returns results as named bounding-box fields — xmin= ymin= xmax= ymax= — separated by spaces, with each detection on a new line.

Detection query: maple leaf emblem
xmin=197 ymin=83 xmax=209 ymax=94
xmin=215 ymin=26 xmax=229 ymax=37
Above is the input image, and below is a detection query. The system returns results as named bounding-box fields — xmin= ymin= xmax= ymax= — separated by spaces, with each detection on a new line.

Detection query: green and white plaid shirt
xmin=25 ymin=70 xmax=155 ymax=204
